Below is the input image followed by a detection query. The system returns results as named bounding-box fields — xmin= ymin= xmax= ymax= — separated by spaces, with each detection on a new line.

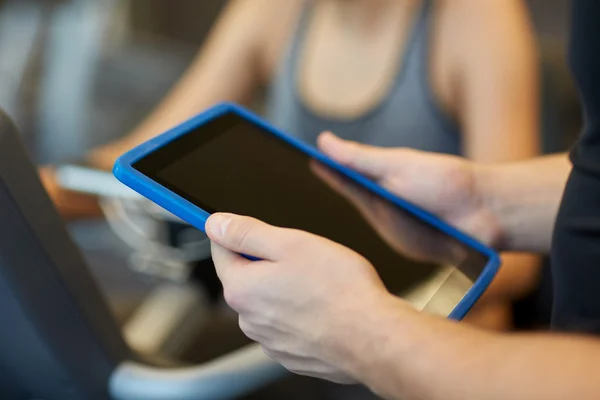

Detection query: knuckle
xmin=238 ymin=317 xmax=255 ymax=338
xmin=261 ymin=347 xmax=279 ymax=361
xmin=223 ymin=284 xmax=246 ymax=311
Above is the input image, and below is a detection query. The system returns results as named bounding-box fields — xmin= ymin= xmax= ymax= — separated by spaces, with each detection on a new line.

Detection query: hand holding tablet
xmin=114 ymin=103 xmax=500 ymax=320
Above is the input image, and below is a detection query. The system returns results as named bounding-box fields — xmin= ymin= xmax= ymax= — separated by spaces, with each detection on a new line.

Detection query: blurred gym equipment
xmin=0 ymin=109 xmax=286 ymax=400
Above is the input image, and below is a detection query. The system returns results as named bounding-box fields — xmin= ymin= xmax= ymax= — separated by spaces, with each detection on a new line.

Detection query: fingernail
xmin=319 ymin=132 xmax=339 ymax=151
xmin=208 ymin=213 xmax=232 ymax=238
xmin=321 ymin=131 xmax=338 ymax=143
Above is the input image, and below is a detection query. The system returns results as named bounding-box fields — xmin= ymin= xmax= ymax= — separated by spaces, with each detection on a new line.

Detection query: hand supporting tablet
xmin=309 ymin=160 xmax=467 ymax=266
xmin=114 ymin=102 xmax=500 ymax=320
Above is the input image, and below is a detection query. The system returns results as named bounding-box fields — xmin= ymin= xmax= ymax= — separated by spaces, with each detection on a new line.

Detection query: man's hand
xmin=310 ymin=161 xmax=467 ymax=265
xmin=206 ymin=213 xmax=406 ymax=383
xmin=318 ymin=133 xmax=571 ymax=253
xmin=317 ymin=132 xmax=502 ymax=247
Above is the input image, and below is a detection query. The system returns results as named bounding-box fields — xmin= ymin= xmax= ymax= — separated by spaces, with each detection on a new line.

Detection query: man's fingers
xmin=206 ymin=213 xmax=292 ymax=260
xmin=317 ymin=132 xmax=398 ymax=178
xmin=310 ymin=160 xmax=379 ymax=224
xmin=310 ymin=161 xmax=355 ymax=199
xmin=210 ymin=241 xmax=248 ymax=282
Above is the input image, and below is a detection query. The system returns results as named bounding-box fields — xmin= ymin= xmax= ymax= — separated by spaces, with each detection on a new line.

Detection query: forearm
xmin=115 ymin=61 xmax=219 ymax=144
xmin=87 ymin=0 xmax=265 ymax=170
xmin=477 ymin=252 xmax=541 ymax=304
xmin=88 ymin=56 xmax=233 ymax=170
xmin=345 ymin=297 xmax=600 ymax=400
xmin=461 ymin=252 xmax=541 ymax=331
xmin=477 ymin=153 xmax=571 ymax=253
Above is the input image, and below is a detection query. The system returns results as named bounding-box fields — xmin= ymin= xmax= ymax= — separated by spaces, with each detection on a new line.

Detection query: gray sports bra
xmin=265 ymin=0 xmax=461 ymax=155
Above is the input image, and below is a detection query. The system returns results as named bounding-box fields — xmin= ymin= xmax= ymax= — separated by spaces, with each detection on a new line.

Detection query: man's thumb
xmin=206 ymin=213 xmax=291 ymax=260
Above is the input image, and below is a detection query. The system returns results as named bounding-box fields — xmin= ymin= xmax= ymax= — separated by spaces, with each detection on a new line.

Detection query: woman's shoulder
xmin=213 ymin=0 xmax=306 ymax=81
xmin=219 ymin=0 xmax=305 ymax=40
xmin=436 ymin=0 xmax=536 ymax=52
xmin=435 ymin=0 xmax=537 ymax=72
xmin=225 ymin=0 xmax=304 ymax=27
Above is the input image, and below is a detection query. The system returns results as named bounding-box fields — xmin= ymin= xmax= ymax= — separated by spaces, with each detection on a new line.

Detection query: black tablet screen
xmin=133 ymin=112 xmax=491 ymax=315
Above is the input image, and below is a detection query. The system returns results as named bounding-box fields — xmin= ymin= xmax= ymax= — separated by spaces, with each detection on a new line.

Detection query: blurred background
xmin=0 ymin=0 xmax=577 ymax=164
xmin=0 ymin=0 xmax=582 ymax=398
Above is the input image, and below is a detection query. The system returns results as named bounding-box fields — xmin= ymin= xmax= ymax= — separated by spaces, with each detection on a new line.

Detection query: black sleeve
xmin=551 ymin=0 xmax=600 ymax=333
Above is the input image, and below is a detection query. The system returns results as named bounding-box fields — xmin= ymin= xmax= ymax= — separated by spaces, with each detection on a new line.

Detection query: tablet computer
xmin=114 ymin=103 xmax=500 ymax=320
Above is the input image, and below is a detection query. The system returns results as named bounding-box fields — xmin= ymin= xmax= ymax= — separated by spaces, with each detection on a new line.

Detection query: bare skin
xmin=207 ymin=136 xmax=580 ymax=400
xmin=41 ymin=0 xmax=541 ymax=327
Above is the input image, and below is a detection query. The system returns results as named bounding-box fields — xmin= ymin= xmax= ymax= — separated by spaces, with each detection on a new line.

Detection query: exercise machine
xmin=0 ymin=109 xmax=286 ymax=400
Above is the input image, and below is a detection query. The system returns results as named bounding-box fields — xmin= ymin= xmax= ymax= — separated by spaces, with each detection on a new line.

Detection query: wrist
xmin=88 ymin=146 xmax=117 ymax=171
xmin=330 ymin=294 xmax=416 ymax=389
xmin=476 ymin=161 xmax=536 ymax=252
xmin=472 ymin=163 xmax=507 ymax=250
xmin=474 ymin=154 xmax=571 ymax=254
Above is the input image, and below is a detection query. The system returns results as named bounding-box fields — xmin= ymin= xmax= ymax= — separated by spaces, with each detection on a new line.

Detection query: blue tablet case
xmin=114 ymin=102 xmax=500 ymax=320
